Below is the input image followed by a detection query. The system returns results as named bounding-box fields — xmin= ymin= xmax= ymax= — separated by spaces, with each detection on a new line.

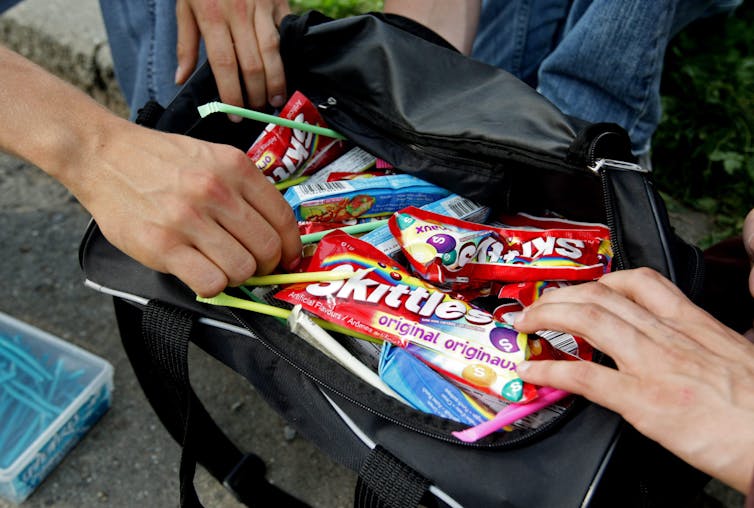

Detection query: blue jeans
xmin=99 ymin=0 xmax=205 ymax=119
xmin=472 ymin=0 xmax=742 ymax=156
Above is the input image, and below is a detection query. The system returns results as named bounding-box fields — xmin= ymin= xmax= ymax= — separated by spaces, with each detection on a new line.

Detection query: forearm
xmin=383 ymin=0 xmax=480 ymax=55
xmin=0 ymin=45 xmax=126 ymax=195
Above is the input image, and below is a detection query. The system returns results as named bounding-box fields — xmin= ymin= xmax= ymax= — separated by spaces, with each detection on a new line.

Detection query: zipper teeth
xmin=589 ymin=138 xmax=628 ymax=272
xmin=221 ymin=307 xmax=571 ymax=449
xmin=600 ymin=172 xmax=627 ymax=271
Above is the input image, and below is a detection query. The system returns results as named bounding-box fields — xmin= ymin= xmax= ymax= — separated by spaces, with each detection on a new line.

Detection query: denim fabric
xmin=0 ymin=0 xmax=24 ymax=14
xmin=99 ymin=0 xmax=207 ymax=119
xmin=472 ymin=0 xmax=742 ymax=155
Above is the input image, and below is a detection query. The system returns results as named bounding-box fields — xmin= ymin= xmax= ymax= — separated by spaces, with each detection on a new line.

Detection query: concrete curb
xmin=0 ymin=0 xmax=128 ymax=117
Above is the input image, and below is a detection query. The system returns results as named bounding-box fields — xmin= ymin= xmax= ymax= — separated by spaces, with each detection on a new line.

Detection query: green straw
xmin=274 ymin=175 xmax=309 ymax=191
xmin=197 ymin=101 xmax=346 ymax=140
xmin=300 ymin=219 xmax=389 ymax=244
xmin=197 ymin=292 xmax=381 ymax=344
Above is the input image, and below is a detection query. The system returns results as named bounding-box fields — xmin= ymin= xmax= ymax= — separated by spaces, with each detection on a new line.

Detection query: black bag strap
xmin=114 ymin=298 xmax=310 ymax=508
xmin=354 ymin=446 xmax=431 ymax=508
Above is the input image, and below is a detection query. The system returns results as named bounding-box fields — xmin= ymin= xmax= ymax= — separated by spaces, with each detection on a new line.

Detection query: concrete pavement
xmin=0 ymin=1 xmax=356 ymax=507
xmin=0 ymin=1 xmax=745 ymax=507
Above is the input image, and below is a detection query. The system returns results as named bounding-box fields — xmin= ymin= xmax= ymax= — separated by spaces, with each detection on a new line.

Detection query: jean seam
xmin=625 ymin=3 xmax=676 ymax=150
xmin=146 ymin=0 xmax=157 ymax=102
xmin=511 ymin=1 xmax=532 ymax=79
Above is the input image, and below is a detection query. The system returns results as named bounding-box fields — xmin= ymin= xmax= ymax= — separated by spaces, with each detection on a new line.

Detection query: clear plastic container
xmin=0 ymin=311 xmax=113 ymax=504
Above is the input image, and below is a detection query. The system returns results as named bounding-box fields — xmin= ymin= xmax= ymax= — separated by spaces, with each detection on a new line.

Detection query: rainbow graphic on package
xmin=274 ymin=231 xmax=563 ymax=402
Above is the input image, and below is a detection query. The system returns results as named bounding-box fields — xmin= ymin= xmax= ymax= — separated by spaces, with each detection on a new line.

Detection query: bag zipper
xmin=218 ymin=305 xmax=571 ymax=449
xmin=587 ymin=158 xmax=650 ymax=272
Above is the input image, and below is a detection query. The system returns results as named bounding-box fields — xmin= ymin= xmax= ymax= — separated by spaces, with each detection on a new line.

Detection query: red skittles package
xmin=389 ymin=207 xmax=611 ymax=285
xmin=274 ymin=231 xmax=563 ymax=402
xmin=247 ymin=91 xmax=347 ymax=183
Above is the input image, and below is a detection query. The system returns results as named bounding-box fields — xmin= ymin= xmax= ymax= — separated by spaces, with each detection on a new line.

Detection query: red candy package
xmin=247 ymin=91 xmax=347 ymax=183
xmin=389 ymin=207 xmax=611 ymax=284
xmin=274 ymin=231 xmax=564 ymax=402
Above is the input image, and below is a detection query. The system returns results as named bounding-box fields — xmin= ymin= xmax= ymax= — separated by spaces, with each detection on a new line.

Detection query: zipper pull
xmin=589 ymin=158 xmax=649 ymax=174
xmin=318 ymin=97 xmax=338 ymax=110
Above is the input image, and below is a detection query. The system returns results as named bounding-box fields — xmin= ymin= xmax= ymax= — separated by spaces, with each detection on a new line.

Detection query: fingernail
xmin=270 ymin=95 xmax=285 ymax=108
xmin=228 ymin=114 xmax=243 ymax=123
xmin=286 ymin=256 xmax=302 ymax=273
xmin=516 ymin=361 xmax=531 ymax=374
xmin=501 ymin=311 xmax=522 ymax=325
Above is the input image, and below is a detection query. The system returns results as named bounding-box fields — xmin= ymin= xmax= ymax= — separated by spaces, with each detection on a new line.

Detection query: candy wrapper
xmin=359 ymin=194 xmax=490 ymax=258
xmin=247 ymin=91 xmax=346 ymax=183
xmin=284 ymin=174 xmax=450 ymax=222
xmin=274 ymin=231 xmax=562 ymax=402
xmin=390 ymin=207 xmax=610 ymax=284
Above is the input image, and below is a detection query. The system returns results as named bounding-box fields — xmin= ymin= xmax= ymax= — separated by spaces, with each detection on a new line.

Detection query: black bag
xmin=79 ymin=11 xmax=708 ymax=508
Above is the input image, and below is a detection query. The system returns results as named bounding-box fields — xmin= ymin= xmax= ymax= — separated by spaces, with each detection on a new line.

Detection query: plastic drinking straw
xmin=4 ymin=379 xmax=60 ymax=416
xmin=274 ymin=176 xmax=309 ymax=191
xmin=197 ymin=292 xmax=382 ymax=344
xmin=287 ymin=305 xmax=406 ymax=403
xmin=242 ymin=269 xmax=366 ymax=287
xmin=452 ymin=387 xmax=570 ymax=443
xmin=300 ymin=219 xmax=389 ymax=244
xmin=197 ymin=102 xmax=347 ymax=140
xmin=0 ymin=335 xmax=51 ymax=381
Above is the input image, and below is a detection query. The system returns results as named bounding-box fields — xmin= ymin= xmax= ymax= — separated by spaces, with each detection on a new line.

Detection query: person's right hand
xmin=512 ymin=268 xmax=754 ymax=493
xmin=71 ymin=118 xmax=301 ymax=297
xmin=175 ymin=0 xmax=291 ymax=112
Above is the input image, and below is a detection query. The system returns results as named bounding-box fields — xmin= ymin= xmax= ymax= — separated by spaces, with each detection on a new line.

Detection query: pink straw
xmin=452 ymin=387 xmax=570 ymax=443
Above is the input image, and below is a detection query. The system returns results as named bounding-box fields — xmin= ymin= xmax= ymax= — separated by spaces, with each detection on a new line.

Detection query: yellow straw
xmin=197 ymin=292 xmax=381 ymax=344
xmin=242 ymin=269 xmax=362 ymax=287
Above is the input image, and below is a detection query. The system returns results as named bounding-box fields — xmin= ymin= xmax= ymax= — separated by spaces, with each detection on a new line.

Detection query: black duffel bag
xmin=79 ymin=11 xmax=707 ymax=508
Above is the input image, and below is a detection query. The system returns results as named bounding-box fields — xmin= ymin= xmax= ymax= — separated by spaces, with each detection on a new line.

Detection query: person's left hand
xmin=175 ymin=0 xmax=291 ymax=112
xmin=511 ymin=268 xmax=754 ymax=493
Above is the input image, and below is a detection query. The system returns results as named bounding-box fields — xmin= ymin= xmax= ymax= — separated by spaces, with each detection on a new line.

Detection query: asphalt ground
xmin=0 ymin=1 xmax=747 ymax=507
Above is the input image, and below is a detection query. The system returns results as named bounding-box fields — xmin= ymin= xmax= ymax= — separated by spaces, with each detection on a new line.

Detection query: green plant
xmin=653 ymin=4 xmax=754 ymax=242
xmin=289 ymin=0 xmax=382 ymax=18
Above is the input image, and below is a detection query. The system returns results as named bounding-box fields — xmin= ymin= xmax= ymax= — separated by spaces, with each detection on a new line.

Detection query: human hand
xmin=510 ymin=268 xmax=754 ymax=493
xmin=175 ymin=0 xmax=291 ymax=112
xmin=71 ymin=118 xmax=301 ymax=297
xmin=743 ymin=208 xmax=754 ymax=341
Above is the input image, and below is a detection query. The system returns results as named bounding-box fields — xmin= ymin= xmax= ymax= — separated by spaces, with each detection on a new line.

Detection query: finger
xmin=214 ymin=199 xmax=285 ymax=276
xmin=227 ymin=4 xmax=267 ymax=108
xmin=599 ymin=268 xmax=750 ymax=355
xmin=516 ymin=300 xmax=651 ymax=370
xmin=163 ymin=244 xmax=229 ymax=297
xmin=744 ymin=209 xmax=754 ymax=295
xmin=744 ymin=208 xmax=754 ymax=263
xmin=534 ymin=270 xmax=716 ymax=354
xmin=529 ymin=276 xmax=688 ymax=353
xmin=254 ymin=2 xmax=288 ymax=108
xmin=199 ymin=19 xmax=244 ymax=109
xmin=187 ymin=215 xmax=259 ymax=288
xmin=175 ymin=0 xmax=200 ymax=84
xmin=598 ymin=268 xmax=690 ymax=319
xmin=517 ymin=359 xmax=640 ymax=416
xmin=239 ymin=162 xmax=302 ymax=270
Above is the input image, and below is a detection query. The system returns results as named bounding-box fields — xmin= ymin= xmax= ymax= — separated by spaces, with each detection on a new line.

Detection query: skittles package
xmin=274 ymin=231 xmax=563 ymax=402
xmin=389 ymin=207 xmax=610 ymax=285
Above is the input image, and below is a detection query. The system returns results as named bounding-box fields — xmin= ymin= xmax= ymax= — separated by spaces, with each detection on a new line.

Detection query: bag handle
xmin=114 ymin=298 xmax=310 ymax=508
xmin=354 ymin=446 xmax=431 ymax=508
